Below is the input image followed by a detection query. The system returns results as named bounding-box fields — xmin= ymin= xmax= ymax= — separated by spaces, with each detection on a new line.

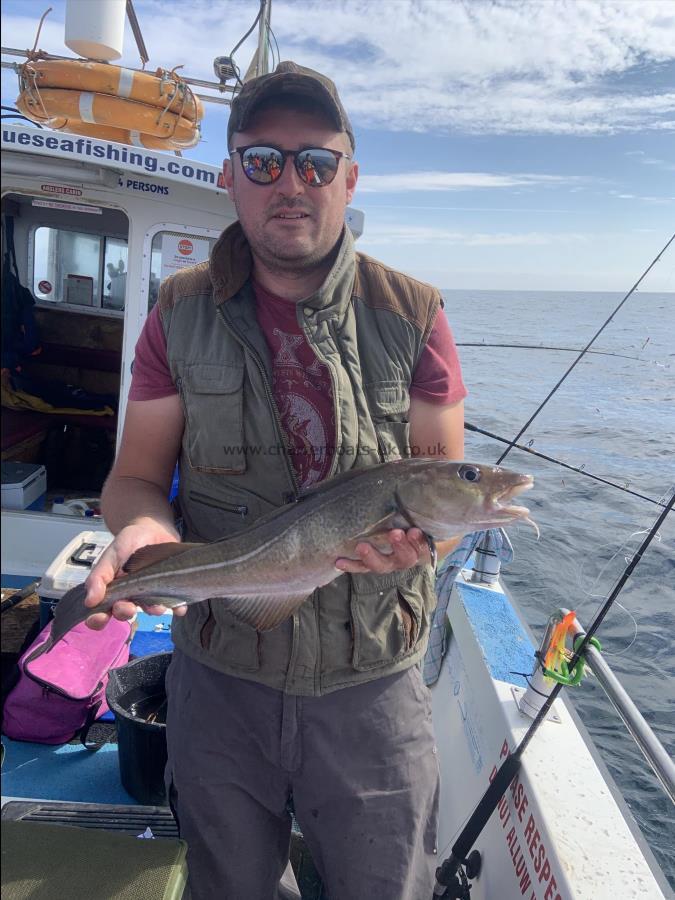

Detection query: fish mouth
xmin=493 ymin=475 xmax=533 ymax=511
xmin=488 ymin=475 xmax=539 ymax=536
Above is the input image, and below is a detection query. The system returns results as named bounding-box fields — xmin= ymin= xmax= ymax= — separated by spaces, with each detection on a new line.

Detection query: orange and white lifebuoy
xmin=16 ymin=57 xmax=202 ymax=151
xmin=21 ymin=59 xmax=204 ymax=121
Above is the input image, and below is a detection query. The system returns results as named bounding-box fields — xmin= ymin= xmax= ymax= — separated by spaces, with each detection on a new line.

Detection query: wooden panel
xmin=34 ymin=307 xmax=123 ymax=352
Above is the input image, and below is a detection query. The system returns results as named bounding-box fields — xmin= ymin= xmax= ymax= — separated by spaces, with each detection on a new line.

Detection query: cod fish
xmin=31 ymin=458 xmax=534 ymax=660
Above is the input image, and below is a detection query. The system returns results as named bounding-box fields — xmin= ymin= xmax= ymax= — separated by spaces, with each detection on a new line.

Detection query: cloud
xmin=270 ymin=0 xmax=675 ymax=136
xmin=2 ymin=0 xmax=674 ymax=137
xmin=625 ymin=150 xmax=675 ymax=171
xmin=357 ymin=172 xmax=590 ymax=193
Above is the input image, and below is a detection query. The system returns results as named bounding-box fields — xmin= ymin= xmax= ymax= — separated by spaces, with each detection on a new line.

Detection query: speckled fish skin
xmin=32 ymin=458 xmax=533 ymax=659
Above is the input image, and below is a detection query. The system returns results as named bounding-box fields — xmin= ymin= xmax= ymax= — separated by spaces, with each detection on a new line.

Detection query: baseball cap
xmin=227 ymin=60 xmax=355 ymax=150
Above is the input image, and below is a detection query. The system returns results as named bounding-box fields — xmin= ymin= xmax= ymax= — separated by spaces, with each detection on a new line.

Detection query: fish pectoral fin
xmin=123 ymin=542 xmax=203 ymax=574
xmin=348 ymin=510 xmax=412 ymax=554
xmin=213 ymin=592 xmax=312 ymax=632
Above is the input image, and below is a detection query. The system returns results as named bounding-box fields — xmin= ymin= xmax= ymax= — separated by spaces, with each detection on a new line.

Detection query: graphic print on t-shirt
xmin=252 ymin=277 xmax=338 ymax=489
xmin=269 ymin=324 xmax=335 ymax=488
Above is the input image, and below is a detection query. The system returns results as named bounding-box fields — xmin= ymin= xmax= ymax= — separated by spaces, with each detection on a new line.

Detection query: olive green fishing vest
xmin=157 ymin=221 xmax=442 ymax=696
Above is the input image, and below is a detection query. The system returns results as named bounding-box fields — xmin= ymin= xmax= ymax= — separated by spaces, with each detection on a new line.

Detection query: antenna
xmin=256 ymin=0 xmax=272 ymax=76
xmin=126 ymin=0 xmax=149 ymax=67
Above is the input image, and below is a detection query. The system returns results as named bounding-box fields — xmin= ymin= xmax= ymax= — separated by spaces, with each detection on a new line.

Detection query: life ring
xmin=17 ymin=88 xmax=200 ymax=147
xmin=35 ymin=119 xmax=201 ymax=151
xmin=20 ymin=59 xmax=204 ymax=121
xmin=16 ymin=57 xmax=202 ymax=151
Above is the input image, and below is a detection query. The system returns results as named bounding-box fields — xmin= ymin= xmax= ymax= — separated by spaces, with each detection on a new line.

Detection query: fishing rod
xmin=495 ymin=232 xmax=675 ymax=466
xmin=458 ymin=342 xmax=641 ymax=361
xmin=432 ymin=489 xmax=674 ymax=899
xmin=465 ymin=421 xmax=668 ymax=509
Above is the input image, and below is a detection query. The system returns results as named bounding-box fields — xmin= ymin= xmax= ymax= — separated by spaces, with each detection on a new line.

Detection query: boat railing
xmin=0 ymin=47 xmax=237 ymax=106
xmin=568 ymin=613 xmax=675 ymax=804
xmin=2 ymin=0 xmax=273 ymax=107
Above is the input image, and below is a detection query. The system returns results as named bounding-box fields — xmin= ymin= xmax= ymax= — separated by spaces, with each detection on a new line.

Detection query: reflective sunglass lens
xmin=241 ymin=147 xmax=284 ymax=183
xmin=295 ymin=150 xmax=339 ymax=186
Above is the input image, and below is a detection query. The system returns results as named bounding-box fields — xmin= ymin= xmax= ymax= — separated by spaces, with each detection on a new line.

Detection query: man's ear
xmin=345 ymin=160 xmax=359 ymax=205
xmin=223 ymin=158 xmax=235 ymax=199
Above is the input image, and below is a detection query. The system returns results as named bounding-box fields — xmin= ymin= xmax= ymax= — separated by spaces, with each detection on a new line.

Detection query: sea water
xmin=442 ymin=289 xmax=675 ymax=886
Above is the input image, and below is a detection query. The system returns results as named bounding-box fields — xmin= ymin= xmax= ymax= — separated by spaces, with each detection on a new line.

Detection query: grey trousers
xmin=165 ymin=649 xmax=440 ymax=900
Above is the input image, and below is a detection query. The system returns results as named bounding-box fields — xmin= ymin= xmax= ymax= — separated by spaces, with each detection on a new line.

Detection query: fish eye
xmin=458 ymin=464 xmax=481 ymax=483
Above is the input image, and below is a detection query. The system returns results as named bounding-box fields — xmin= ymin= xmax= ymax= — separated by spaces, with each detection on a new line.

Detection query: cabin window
xmin=33 ymin=226 xmax=128 ymax=311
xmin=148 ymin=230 xmax=216 ymax=311
xmin=102 ymin=238 xmax=129 ymax=311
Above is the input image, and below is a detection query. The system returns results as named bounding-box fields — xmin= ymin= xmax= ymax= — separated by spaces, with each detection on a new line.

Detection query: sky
xmin=2 ymin=0 xmax=674 ymax=292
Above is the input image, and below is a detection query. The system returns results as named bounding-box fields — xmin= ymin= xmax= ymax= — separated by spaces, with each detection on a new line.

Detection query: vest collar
xmin=209 ymin=220 xmax=355 ymax=315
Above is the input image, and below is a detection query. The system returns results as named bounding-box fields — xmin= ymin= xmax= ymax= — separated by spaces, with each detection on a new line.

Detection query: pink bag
xmin=2 ymin=617 xmax=132 ymax=746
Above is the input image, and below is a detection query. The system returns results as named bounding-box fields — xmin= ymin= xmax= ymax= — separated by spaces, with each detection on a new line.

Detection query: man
xmin=85 ymin=61 xmax=467 ymax=899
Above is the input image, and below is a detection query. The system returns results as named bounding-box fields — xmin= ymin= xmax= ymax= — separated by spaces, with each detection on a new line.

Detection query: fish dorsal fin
xmin=123 ymin=542 xmax=203 ymax=574
xmin=212 ymin=591 xmax=312 ymax=632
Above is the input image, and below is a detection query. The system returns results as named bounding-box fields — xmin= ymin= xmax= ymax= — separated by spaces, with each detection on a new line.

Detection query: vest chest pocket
xmin=366 ymin=381 xmax=411 ymax=461
xmin=179 ymin=363 xmax=246 ymax=474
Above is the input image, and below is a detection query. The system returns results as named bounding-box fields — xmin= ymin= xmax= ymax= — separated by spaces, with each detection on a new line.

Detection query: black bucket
xmin=106 ymin=652 xmax=172 ymax=806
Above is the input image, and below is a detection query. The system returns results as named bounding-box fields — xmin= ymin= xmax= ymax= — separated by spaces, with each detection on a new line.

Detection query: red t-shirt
xmin=129 ymin=291 xmax=466 ymax=488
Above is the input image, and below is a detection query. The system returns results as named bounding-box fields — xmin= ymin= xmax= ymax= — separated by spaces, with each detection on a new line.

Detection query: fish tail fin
xmin=48 ymin=581 xmax=105 ymax=649
xmin=24 ymin=633 xmax=55 ymax=665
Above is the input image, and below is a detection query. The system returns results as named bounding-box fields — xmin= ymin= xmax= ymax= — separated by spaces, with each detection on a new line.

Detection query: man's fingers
xmin=110 ymin=600 xmax=140 ymax=620
xmin=84 ymin=572 xmax=111 ymax=608
xmin=335 ymin=528 xmax=431 ymax=574
xmin=335 ymin=558 xmax=371 ymax=574
xmin=86 ymin=612 xmax=112 ymax=630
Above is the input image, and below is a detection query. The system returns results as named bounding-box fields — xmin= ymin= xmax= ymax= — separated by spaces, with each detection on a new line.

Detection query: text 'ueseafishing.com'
xmin=3 ymin=127 xmax=219 ymax=187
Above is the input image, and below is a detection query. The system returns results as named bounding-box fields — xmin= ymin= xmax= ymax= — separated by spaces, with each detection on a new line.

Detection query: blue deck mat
xmin=1 ymin=737 xmax=136 ymax=805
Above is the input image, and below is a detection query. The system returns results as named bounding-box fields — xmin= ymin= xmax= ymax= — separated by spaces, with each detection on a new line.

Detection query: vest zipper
xmin=301 ymin=317 xmax=342 ymax=481
xmin=216 ymin=306 xmax=300 ymax=497
xmin=189 ymin=490 xmax=248 ymax=516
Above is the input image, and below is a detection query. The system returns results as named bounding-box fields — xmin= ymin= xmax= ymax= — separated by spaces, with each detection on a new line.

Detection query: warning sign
xmin=160 ymin=234 xmax=209 ymax=281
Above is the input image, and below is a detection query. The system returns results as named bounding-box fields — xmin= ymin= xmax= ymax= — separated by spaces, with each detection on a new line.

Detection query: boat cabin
xmin=0 ymin=125 xmax=234 ymax=517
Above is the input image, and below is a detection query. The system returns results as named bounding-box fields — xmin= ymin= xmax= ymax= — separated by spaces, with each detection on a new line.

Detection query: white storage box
xmin=1 ymin=462 xmax=47 ymax=510
xmin=39 ymin=529 xmax=114 ymax=626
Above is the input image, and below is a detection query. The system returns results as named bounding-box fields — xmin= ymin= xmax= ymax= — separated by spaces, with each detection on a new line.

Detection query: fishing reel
xmin=433 ymin=850 xmax=482 ymax=899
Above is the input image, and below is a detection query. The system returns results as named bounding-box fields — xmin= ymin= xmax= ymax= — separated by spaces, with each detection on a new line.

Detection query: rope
xmin=30 ymin=7 xmax=53 ymax=56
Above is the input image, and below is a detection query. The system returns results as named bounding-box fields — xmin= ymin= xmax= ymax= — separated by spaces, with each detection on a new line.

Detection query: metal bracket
xmin=511 ymin=686 xmax=561 ymax=724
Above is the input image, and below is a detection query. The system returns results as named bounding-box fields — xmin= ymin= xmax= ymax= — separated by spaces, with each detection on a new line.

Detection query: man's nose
xmin=273 ymin=157 xmax=306 ymax=194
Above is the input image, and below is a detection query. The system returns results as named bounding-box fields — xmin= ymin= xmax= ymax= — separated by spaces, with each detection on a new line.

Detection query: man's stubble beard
xmin=233 ymin=196 xmax=342 ymax=278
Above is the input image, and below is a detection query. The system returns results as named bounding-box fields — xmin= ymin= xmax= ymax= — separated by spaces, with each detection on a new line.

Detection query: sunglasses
xmin=230 ymin=144 xmax=352 ymax=187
